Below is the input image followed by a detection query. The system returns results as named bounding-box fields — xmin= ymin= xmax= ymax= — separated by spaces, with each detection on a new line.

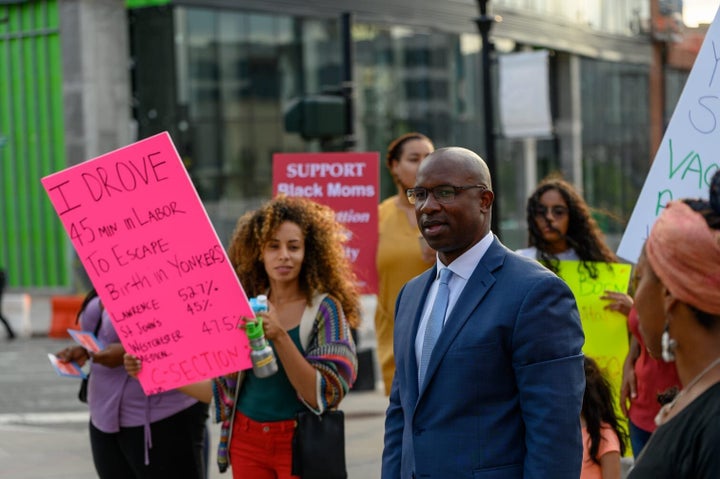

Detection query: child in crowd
xmin=581 ymin=356 xmax=628 ymax=479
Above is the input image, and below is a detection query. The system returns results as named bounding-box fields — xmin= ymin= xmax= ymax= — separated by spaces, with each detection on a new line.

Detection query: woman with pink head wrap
xmin=628 ymin=169 xmax=720 ymax=479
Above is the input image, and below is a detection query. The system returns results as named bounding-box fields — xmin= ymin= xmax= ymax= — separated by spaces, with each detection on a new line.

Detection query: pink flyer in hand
xmin=68 ymin=329 xmax=105 ymax=353
xmin=48 ymin=353 xmax=87 ymax=379
xmin=41 ymin=132 xmax=254 ymax=394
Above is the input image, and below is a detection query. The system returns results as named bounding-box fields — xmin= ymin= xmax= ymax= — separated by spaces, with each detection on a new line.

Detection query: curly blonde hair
xmin=227 ymin=195 xmax=361 ymax=328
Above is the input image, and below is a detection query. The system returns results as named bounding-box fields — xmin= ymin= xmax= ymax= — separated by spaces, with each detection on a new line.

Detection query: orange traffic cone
xmin=48 ymin=295 xmax=85 ymax=338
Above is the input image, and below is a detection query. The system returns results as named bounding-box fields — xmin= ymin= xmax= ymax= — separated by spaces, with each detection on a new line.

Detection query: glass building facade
xmin=0 ymin=0 xmax=698 ymax=291
xmin=127 ymin=0 xmax=659 ymax=251
xmin=580 ymin=59 xmax=651 ymax=241
xmin=496 ymin=0 xmax=650 ymax=36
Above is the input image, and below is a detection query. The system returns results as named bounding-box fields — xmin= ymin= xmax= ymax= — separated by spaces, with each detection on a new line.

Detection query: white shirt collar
xmin=435 ymin=230 xmax=494 ymax=280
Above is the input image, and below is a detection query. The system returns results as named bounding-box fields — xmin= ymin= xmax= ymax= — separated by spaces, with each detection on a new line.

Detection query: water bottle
xmin=245 ymin=295 xmax=278 ymax=378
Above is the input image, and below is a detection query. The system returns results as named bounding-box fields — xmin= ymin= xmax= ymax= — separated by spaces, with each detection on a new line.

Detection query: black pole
xmin=475 ymin=0 xmax=500 ymax=238
xmin=341 ymin=12 xmax=356 ymax=151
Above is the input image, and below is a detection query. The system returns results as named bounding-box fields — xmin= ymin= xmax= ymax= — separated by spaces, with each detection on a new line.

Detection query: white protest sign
xmin=499 ymin=50 xmax=553 ymax=138
xmin=617 ymin=7 xmax=720 ymax=263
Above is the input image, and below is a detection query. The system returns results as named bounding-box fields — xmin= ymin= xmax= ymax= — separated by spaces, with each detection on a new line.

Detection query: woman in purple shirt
xmin=56 ymin=289 xmax=208 ymax=478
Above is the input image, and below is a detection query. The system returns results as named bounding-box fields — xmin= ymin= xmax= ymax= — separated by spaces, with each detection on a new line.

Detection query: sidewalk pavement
xmin=0 ymin=285 xmax=387 ymax=479
xmin=0 ymin=336 xmax=388 ymax=479
xmin=1 ymin=293 xmax=633 ymax=478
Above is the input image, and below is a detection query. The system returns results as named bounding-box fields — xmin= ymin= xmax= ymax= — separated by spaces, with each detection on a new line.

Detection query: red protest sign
xmin=272 ymin=152 xmax=379 ymax=294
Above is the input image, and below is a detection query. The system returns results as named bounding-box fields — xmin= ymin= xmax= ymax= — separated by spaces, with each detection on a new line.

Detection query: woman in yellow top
xmin=375 ymin=132 xmax=435 ymax=395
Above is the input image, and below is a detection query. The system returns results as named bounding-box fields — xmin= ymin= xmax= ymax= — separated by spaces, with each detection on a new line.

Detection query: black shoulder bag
xmin=77 ymin=319 xmax=102 ymax=403
xmin=291 ymin=409 xmax=347 ymax=479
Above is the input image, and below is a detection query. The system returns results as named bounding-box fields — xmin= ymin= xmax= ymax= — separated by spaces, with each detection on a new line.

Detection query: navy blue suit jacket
xmin=382 ymin=237 xmax=585 ymax=479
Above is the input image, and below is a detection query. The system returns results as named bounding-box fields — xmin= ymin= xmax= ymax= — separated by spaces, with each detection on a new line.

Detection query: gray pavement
xmin=0 ymin=293 xmax=635 ymax=478
xmin=0 ymin=292 xmax=386 ymax=477
xmin=0 ymin=335 xmax=387 ymax=478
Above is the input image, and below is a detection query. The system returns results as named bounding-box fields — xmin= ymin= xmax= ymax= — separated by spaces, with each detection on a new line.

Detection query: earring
xmin=661 ymin=322 xmax=677 ymax=363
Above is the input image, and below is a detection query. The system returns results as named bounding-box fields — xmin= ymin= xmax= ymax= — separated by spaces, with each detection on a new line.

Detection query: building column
xmin=555 ymin=52 xmax=583 ymax=188
xmin=58 ymin=0 xmax=133 ymax=289
xmin=60 ymin=0 xmax=133 ymax=167
xmin=648 ymin=0 xmax=665 ymax=163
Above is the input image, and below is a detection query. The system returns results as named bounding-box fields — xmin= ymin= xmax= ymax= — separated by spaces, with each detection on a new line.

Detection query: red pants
xmin=230 ymin=411 xmax=299 ymax=479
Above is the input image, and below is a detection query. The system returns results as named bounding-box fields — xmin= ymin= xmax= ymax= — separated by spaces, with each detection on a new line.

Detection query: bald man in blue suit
xmin=382 ymin=147 xmax=585 ymax=479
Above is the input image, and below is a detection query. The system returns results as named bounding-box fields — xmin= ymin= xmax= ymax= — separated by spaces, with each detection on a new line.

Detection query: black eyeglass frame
xmin=532 ymin=205 xmax=569 ymax=218
xmin=405 ymin=184 xmax=488 ymax=205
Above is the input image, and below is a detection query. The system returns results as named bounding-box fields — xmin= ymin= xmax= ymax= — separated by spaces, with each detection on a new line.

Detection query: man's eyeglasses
xmin=406 ymin=185 xmax=487 ymax=205
xmin=533 ymin=205 xmax=569 ymax=218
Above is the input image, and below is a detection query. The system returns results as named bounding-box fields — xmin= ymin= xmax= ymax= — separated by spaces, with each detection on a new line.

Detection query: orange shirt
xmin=581 ymin=423 xmax=621 ymax=479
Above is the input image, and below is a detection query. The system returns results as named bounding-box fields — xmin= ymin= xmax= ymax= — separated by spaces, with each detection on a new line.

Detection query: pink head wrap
xmin=646 ymin=200 xmax=720 ymax=315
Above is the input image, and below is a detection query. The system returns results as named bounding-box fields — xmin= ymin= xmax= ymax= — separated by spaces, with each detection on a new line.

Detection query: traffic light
xmin=284 ymin=95 xmax=347 ymax=140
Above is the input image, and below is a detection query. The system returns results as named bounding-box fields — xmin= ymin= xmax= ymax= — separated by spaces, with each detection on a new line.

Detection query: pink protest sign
xmin=41 ymin=132 xmax=253 ymax=394
xmin=273 ymin=152 xmax=379 ymax=294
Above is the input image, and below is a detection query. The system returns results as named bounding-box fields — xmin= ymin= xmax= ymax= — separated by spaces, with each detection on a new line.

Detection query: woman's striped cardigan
xmin=211 ymin=293 xmax=358 ymax=473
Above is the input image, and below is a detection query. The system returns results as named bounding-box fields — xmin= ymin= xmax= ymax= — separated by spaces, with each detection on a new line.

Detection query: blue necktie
xmin=418 ymin=267 xmax=453 ymax=387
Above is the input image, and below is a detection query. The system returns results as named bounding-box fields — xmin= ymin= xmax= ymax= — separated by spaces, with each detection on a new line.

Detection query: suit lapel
xmin=401 ymin=268 xmax=436 ymax=404
xmin=417 ymin=238 xmax=507 ymax=398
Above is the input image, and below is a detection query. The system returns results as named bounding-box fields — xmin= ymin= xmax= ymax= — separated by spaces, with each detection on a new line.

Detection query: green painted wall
xmin=0 ymin=0 xmax=68 ymax=288
xmin=126 ymin=0 xmax=170 ymax=8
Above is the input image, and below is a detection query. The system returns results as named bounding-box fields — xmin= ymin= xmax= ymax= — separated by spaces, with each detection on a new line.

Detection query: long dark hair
xmin=526 ymin=174 xmax=617 ymax=278
xmin=582 ymin=356 xmax=627 ymax=464
xmin=76 ymin=289 xmax=98 ymax=324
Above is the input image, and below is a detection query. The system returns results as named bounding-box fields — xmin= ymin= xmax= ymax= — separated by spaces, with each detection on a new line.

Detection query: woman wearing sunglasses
xmin=517 ymin=174 xmax=617 ymax=273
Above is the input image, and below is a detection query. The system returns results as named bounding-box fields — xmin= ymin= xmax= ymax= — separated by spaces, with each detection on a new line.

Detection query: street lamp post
xmin=475 ymin=0 xmax=501 ymax=238
xmin=341 ymin=12 xmax=356 ymax=151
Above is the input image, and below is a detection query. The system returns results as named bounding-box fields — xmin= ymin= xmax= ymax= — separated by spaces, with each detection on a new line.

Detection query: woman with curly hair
xmin=517 ymin=174 xmax=617 ymax=277
xmin=581 ymin=356 xmax=627 ymax=479
xmin=126 ymin=195 xmax=360 ymax=478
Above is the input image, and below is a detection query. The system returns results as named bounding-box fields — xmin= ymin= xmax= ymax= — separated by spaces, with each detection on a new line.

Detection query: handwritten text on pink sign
xmin=41 ymin=132 xmax=253 ymax=394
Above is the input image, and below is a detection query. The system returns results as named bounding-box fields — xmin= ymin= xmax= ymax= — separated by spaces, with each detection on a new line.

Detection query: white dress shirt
xmin=414 ymin=232 xmax=494 ymax=370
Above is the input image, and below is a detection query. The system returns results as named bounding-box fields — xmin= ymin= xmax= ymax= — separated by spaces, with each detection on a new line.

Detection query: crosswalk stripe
xmin=0 ymin=411 xmax=89 ymax=425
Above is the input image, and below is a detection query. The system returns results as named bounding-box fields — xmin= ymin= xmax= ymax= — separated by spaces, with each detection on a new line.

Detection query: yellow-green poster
xmin=557 ymin=261 xmax=632 ymax=419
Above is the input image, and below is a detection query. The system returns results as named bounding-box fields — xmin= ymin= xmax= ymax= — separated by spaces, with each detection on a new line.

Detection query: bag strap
xmin=92 ymin=313 xmax=102 ymax=338
xmin=75 ymin=296 xmax=103 ymax=339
